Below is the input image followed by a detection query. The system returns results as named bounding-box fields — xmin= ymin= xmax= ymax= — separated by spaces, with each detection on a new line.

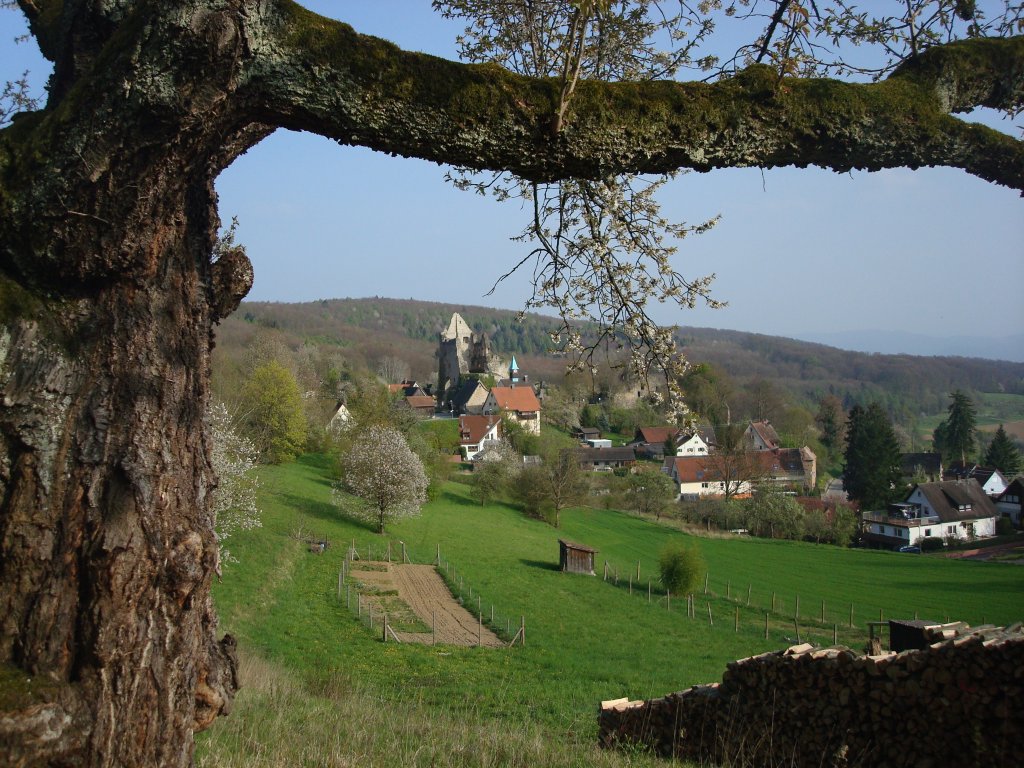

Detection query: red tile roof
xmin=489 ymin=386 xmax=541 ymax=413
xmin=635 ymin=426 xmax=680 ymax=445
xmin=405 ymin=395 xmax=436 ymax=411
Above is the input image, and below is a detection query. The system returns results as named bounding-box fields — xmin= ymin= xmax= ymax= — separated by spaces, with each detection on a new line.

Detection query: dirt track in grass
xmin=353 ymin=562 xmax=504 ymax=647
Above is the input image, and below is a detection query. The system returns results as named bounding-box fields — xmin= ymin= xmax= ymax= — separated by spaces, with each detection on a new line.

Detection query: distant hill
xmin=794 ymin=329 xmax=1024 ymax=364
xmin=215 ymin=297 xmax=1024 ymax=419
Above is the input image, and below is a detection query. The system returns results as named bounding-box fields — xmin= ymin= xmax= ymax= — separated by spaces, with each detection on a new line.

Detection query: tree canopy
xmin=1 ymin=2 xmax=1022 ymax=766
xmin=843 ymin=402 xmax=903 ymax=510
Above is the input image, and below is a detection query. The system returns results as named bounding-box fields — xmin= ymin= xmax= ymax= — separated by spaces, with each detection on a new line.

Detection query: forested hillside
xmin=217 ymin=297 xmax=1024 ymax=424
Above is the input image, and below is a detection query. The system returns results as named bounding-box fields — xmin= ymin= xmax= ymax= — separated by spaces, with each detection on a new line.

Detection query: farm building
xmin=559 ymin=540 xmax=597 ymax=576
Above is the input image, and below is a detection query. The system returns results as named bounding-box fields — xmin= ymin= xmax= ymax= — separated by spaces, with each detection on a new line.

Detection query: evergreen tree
xmin=935 ymin=390 xmax=977 ymax=465
xmin=843 ymin=403 xmax=902 ymax=510
xmin=984 ymin=425 xmax=1022 ymax=477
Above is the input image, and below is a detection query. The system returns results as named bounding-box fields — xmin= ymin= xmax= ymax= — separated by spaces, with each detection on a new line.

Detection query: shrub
xmin=658 ymin=541 xmax=704 ymax=596
xmin=995 ymin=515 xmax=1015 ymax=536
xmin=920 ymin=536 xmax=945 ymax=552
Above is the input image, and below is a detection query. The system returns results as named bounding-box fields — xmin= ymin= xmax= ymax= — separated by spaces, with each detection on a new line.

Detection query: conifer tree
xmin=843 ymin=403 xmax=902 ymax=510
xmin=984 ymin=425 xmax=1022 ymax=477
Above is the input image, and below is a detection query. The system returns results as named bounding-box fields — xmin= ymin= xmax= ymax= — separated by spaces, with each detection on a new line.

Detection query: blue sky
xmin=2 ymin=3 xmax=1021 ymax=360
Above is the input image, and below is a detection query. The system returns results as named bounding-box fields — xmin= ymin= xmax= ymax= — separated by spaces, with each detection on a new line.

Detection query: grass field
xmin=198 ymin=454 xmax=1024 ymax=765
xmin=917 ymin=392 xmax=1024 ymax=444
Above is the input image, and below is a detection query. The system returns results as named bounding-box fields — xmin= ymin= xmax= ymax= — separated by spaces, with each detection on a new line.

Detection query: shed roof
xmin=559 ymin=539 xmax=597 ymax=553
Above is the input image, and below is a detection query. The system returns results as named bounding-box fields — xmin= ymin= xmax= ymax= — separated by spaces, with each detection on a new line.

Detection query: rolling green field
xmin=199 ymin=454 xmax=1024 ymax=765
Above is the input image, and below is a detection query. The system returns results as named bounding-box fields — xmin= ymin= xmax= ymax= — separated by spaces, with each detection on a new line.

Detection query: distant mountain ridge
xmin=793 ymin=330 xmax=1024 ymax=364
xmin=220 ymin=297 xmax=1024 ymax=417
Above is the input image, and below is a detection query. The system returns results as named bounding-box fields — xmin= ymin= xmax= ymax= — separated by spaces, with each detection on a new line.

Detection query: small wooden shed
xmin=559 ymin=539 xmax=597 ymax=576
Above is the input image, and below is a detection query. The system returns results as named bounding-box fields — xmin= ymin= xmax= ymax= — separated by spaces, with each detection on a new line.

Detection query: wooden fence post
xmin=436 ymin=543 xmax=440 ymax=566
xmin=383 ymin=613 xmax=388 ymax=642
xmin=795 ymin=594 xmax=800 ymax=621
xmin=604 ymin=561 xmax=609 ymax=581
xmin=667 ymin=591 xmax=671 ymax=611
xmin=478 ymin=612 xmax=482 ymax=647
xmin=772 ymin=591 xmax=776 ymax=613
xmin=337 ymin=569 xmax=343 ymax=599
xmin=637 ymin=559 xmax=641 ymax=582
xmin=727 ymin=580 xmax=731 ymax=600
xmin=704 ymin=573 xmax=709 ymax=595
xmin=821 ymin=599 xmax=826 ymax=623
xmin=849 ymin=604 xmax=854 ymax=629
xmin=432 ymin=612 xmax=436 ymax=646
xmin=833 ymin=624 xmax=838 ymax=645
xmin=707 ymin=603 xmax=713 ymax=627
xmin=765 ymin=612 xmax=769 ymax=639
xmin=734 ymin=606 xmax=739 ymax=633
xmin=746 ymin=584 xmax=751 ymax=607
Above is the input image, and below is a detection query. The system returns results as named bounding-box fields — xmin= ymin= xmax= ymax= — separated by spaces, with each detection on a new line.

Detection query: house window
xmin=701 ymin=482 xmax=710 ymax=488
xmin=925 ymin=528 xmax=932 ymax=536
xmin=947 ymin=525 xmax=955 ymax=534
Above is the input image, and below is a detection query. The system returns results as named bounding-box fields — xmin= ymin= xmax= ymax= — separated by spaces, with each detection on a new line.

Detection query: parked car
xmin=898 ymin=545 xmax=921 ymax=554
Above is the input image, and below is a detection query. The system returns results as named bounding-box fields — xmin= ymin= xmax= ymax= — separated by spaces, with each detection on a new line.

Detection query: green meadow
xmin=198 ymin=454 xmax=1024 ymax=766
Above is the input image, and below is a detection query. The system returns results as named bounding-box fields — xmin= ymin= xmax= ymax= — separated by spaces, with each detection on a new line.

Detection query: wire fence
xmin=333 ymin=538 xmax=524 ymax=647
xmin=591 ymin=556 xmax=967 ymax=650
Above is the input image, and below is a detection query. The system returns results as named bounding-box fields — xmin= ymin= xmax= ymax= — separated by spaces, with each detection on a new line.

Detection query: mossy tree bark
xmin=0 ymin=2 xmax=1021 ymax=766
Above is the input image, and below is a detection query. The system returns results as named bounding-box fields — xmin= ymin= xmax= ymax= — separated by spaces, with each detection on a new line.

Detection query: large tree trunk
xmin=1 ymin=5 xmax=264 ymax=765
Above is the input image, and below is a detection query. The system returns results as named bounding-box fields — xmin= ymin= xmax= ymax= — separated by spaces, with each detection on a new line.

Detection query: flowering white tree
xmin=336 ymin=425 xmax=429 ymax=534
xmin=207 ymin=401 xmax=261 ymax=573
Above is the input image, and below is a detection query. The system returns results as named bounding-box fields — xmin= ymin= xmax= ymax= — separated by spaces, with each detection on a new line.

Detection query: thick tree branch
xmin=252 ymin=3 xmax=1024 ymax=191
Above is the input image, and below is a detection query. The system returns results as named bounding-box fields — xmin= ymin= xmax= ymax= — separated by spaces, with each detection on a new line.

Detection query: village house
xmin=482 ymin=358 xmax=542 ymax=435
xmin=675 ymin=427 xmax=714 ymax=457
xmin=744 ymin=420 xmax=781 ymax=451
xmin=448 ymin=378 xmax=490 ymax=415
xmin=629 ymin=425 xmax=713 ymax=460
xmin=943 ymin=463 xmax=1008 ymax=498
xmin=663 ymin=445 xmax=816 ymax=500
xmin=663 ymin=456 xmax=733 ymax=499
xmin=577 ymin=446 xmax=637 ymax=472
xmin=995 ymin=478 xmax=1023 ymax=527
xmin=403 ymin=394 xmax=437 ymax=415
xmin=861 ymin=479 xmax=998 ymax=549
xmin=629 ymin=426 xmax=679 ymax=460
xmin=459 ymin=414 xmax=502 ymax=461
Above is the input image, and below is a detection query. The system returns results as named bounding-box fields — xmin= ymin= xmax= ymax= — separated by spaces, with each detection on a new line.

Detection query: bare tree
xmin=0 ymin=2 xmax=1021 ymax=765
xmin=377 ymin=355 xmax=411 ymax=385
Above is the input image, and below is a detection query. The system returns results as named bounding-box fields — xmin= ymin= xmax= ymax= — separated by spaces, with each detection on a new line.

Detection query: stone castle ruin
xmin=436 ymin=313 xmax=506 ymax=410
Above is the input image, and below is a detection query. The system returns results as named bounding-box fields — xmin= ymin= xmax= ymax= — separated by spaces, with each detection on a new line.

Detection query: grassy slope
xmin=202 ymin=455 xmax=1024 ymax=762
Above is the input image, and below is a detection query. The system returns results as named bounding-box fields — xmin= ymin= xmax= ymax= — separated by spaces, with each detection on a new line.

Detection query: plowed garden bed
xmin=349 ymin=562 xmax=504 ymax=647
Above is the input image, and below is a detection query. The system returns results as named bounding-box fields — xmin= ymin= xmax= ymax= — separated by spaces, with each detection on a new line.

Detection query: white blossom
xmin=207 ymin=401 xmax=261 ymax=573
xmin=334 ymin=425 xmax=429 ymax=533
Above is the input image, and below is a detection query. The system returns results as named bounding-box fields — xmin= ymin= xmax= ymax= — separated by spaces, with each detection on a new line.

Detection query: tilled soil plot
xmin=353 ymin=562 xmax=504 ymax=647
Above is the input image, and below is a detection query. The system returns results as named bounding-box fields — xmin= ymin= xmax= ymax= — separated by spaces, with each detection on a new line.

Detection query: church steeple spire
xmin=509 ymin=355 xmax=519 ymax=384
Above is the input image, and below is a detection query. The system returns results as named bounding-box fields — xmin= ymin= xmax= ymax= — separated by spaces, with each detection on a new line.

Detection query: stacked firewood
xmin=599 ymin=623 xmax=1024 ymax=767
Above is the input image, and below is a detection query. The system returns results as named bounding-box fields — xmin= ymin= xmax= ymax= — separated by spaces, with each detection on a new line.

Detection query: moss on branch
xmin=264 ymin=6 xmax=1023 ymax=190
